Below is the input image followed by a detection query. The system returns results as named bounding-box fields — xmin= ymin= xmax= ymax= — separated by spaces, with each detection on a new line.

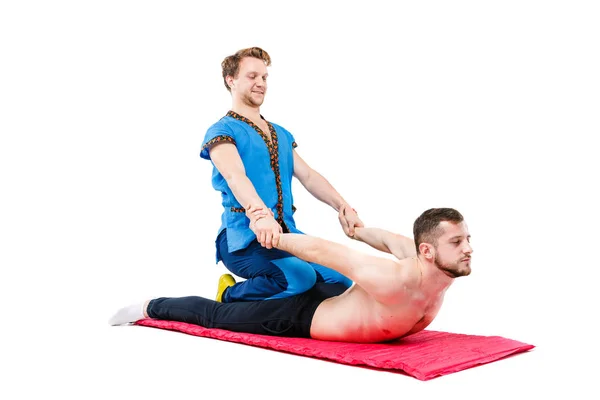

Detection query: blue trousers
xmin=217 ymin=229 xmax=352 ymax=302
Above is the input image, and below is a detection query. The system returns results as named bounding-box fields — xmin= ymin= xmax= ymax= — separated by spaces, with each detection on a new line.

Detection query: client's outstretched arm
xmin=276 ymin=233 xmax=405 ymax=303
xmin=353 ymin=227 xmax=416 ymax=260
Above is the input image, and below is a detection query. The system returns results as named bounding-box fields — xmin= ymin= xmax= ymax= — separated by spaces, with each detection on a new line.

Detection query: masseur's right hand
xmin=247 ymin=206 xmax=282 ymax=249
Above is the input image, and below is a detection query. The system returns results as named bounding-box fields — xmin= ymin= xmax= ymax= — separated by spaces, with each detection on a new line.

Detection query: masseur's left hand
xmin=338 ymin=204 xmax=364 ymax=239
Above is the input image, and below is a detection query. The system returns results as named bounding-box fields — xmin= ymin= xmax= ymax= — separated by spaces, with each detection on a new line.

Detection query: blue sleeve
xmin=287 ymin=127 xmax=298 ymax=149
xmin=200 ymin=121 xmax=237 ymax=160
xmin=273 ymin=123 xmax=298 ymax=150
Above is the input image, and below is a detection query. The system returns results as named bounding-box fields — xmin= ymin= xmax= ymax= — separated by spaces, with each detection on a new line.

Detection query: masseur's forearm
xmin=301 ymin=170 xmax=351 ymax=211
xmin=353 ymin=227 xmax=416 ymax=260
xmin=225 ymin=174 xmax=269 ymax=214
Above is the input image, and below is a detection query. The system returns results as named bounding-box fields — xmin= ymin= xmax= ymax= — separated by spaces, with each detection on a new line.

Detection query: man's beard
xmin=434 ymin=255 xmax=471 ymax=278
xmin=243 ymin=92 xmax=264 ymax=107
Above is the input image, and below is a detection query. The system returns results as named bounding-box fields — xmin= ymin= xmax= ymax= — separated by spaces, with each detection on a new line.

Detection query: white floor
xmin=2 ymin=1 xmax=598 ymax=399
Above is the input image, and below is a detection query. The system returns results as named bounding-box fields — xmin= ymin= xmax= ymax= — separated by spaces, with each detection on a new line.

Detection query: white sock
xmin=108 ymin=302 xmax=146 ymax=326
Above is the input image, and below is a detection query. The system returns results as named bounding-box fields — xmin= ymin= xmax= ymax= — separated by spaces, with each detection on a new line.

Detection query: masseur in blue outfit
xmin=200 ymin=47 xmax=362 ymax=302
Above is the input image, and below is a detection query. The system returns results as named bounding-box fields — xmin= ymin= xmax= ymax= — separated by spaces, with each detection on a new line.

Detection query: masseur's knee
xmin=340 ymin=276 xmax=353 ymax=288
xmin=271 ymin=257 xmax=317 ymax=295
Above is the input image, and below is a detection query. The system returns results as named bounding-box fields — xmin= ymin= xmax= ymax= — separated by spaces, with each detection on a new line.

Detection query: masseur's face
xmin=228 ymin=57 xmax=268 ymax=108
xmin=432 ymin=221 xmax=473 ymax=278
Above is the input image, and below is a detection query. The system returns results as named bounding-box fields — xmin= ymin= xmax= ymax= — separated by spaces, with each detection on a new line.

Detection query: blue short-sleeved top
xmin=200 ymin=110 xmax=303 ymax=263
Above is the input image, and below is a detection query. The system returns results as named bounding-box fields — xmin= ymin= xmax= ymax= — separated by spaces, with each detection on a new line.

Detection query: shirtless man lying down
xmin=109 ymin=208 xmax=472 ymax=343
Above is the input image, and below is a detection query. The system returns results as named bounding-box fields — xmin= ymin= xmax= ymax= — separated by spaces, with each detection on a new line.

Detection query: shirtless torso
xmin=311 ymin=257 xmax=449 ymax=342
xmin=274 ymin=221 xmax=473 ymax=343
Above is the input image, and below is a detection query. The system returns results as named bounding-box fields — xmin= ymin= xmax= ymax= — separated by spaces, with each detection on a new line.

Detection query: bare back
xmin=310 ymin=257 xmax=447 ymax=343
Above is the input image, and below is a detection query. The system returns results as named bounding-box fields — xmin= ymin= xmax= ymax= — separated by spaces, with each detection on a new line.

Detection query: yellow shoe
xmin=215 ymin=274 xmax=236 ymax=302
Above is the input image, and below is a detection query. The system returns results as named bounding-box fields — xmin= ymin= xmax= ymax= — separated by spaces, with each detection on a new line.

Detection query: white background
xmin=1 ymin=1 xmax=599 ymax=398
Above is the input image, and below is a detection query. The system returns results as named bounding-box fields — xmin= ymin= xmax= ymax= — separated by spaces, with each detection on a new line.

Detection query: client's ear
xmin=419 ymin=243 xmax=434 ymax=260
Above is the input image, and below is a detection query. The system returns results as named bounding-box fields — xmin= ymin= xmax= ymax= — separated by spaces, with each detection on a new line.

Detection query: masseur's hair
xmin=413 ymin=208 xmax=464 ymax=254
xmin=221 ymin=47 xmax=272 ymax=92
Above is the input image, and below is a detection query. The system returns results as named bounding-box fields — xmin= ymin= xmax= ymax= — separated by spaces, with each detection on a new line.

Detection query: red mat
xmin=135 ymin=319 xmax=534 ymax=380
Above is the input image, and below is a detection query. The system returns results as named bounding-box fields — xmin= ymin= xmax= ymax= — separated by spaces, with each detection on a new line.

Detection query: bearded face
xmin=430 ymin=221 xmax=472 ymax=278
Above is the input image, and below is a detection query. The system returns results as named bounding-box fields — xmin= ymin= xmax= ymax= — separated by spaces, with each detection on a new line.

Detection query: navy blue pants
xmin=147 ymin=283 xmax=348 ymax=338
xmin=217 ymin=229 xmax=352 ymax=302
